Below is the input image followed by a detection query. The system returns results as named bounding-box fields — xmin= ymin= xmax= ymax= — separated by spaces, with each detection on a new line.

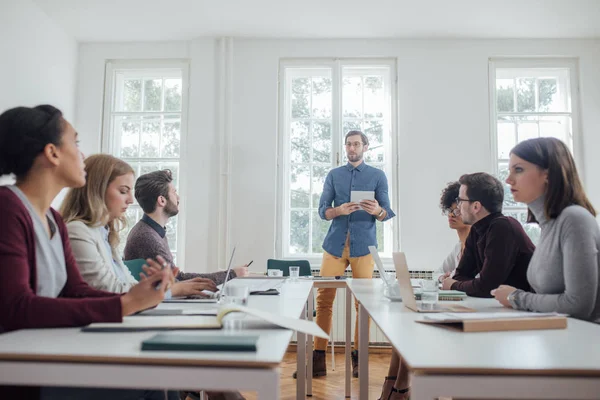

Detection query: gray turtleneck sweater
xmin=510 ymin=196 xmax=600 ymax=323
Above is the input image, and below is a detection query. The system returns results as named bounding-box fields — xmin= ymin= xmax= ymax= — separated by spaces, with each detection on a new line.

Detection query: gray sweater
xmin=511 ymin=196 xmax=600 ymax=323
xmin=123 ymin=217 xmax=234 ymax=286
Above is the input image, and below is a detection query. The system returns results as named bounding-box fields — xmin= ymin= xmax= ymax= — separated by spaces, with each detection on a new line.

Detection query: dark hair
xmin=440 ymin=181 xmax=460 ymax=213
xmin=458 ymin=172 xmax=504 ymax=214
xmin=0 ymin=105 xmax=65 ymax=179
xmin=134 ymin=169 xmax=173 ymax=214
xmin=345 ymin=130 xmax=369 ymax=146
xmin=511 ymin=137 xmax=596 ymax=221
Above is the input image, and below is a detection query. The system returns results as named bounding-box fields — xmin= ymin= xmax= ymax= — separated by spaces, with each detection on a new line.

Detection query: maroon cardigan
xmin=0 ymin=187 xmax=123 ymax=398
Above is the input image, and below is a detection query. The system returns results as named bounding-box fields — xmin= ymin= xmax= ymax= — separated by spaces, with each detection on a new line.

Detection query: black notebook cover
xmin=141 ymin=333 xmax=258 ymax=352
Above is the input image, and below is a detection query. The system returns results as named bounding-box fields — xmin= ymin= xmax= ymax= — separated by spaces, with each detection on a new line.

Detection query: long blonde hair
xmin=61 ymin=154 xmax=134 ymax=248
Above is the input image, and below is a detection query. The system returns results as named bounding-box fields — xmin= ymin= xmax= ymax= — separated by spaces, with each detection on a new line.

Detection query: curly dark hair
xmin=439 ymin=181 xmax=461 ymax=213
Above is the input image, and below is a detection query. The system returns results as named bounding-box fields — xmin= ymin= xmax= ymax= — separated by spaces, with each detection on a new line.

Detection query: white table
xmin=0 ymin=280 xmax=314 ymax=399
xmin=347 ymin=279 xmax=600 ymax=400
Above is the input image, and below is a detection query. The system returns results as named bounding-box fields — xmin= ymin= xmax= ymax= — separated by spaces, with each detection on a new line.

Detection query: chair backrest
xmin=123 ymin=258 xmax=146 ymax=280
xmin=267 ymin=259 xmax=312 ymax=276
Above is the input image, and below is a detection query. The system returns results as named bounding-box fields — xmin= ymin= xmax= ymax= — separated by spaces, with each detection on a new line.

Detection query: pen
xmin=155 ymin=260 xmax=170 ymax=291
xmin=247 ymin=260 xmax=253 ymax=267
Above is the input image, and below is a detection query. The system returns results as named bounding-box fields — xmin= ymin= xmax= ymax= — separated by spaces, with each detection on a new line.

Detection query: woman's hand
xmin=120 ymin=269 xmax=171 ymax=316
xmin=172 ymin=278 xmax=218 ymax=297
xmin=140 ymin=255 xmax=178 ymax=285
xmin=491 ymin=285 xmax=517 ymax=308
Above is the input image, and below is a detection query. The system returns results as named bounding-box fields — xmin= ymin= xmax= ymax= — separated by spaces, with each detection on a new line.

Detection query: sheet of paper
xmin=350 ymin=191 xmax=375 ymax=210
xmin=221 ymin=305 xmax=329 ymax=339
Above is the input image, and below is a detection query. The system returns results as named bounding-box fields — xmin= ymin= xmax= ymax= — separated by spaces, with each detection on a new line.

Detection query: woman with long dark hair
xmin=492 ymin=137 xmax=600 ymax=323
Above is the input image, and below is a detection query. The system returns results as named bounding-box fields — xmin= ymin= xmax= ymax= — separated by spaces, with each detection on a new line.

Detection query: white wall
xmin=76 ymin=38 xmax=600 ymax=273
xmin=0 ymin=0 xmax=78 ymax=203
xmin=0 ymin=1 xmax=77 ymax=119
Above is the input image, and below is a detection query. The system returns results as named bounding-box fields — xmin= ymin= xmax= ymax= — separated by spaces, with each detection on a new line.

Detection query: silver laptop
xmin=368 ymin=246 xmax=402 ymax=301
xmin=392 ymin=252 xmax=474 ymax=313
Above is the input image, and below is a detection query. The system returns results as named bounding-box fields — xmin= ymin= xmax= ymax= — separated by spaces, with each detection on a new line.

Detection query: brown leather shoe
xmin=351 ymin=349 xmax=359 ymax=378
xmin=292 ymin=350 xmax=327 ymax=378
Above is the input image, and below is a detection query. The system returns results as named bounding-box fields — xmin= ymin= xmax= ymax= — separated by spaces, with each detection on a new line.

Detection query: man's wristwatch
xmin=377 ymin=208 xmax=385 ymax=218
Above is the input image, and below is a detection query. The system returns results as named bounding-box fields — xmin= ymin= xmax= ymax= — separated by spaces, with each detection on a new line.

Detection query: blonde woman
xmin=61 ymin=154 xmax=216 ymax=297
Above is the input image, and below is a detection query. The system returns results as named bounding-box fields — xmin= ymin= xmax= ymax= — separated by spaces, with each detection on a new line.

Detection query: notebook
xmin=414 ymin=290 xmax=467 ymax=301
xmin=416 ymin=312 xmax=568 ymax=332
xmin=83 ymin=304 xmax=329 ymax=339
xmin=141 ymin=333 xmax=258 ymax=352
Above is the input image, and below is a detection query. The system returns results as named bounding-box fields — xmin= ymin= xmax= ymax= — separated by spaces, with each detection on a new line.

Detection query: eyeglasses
xmin=345 ymin=141 xmax=363 ymax=148
xmin=455 ymin=197 xmax=478 ymax=206
xmin=443 ymin=207 xmax=461 ymax=217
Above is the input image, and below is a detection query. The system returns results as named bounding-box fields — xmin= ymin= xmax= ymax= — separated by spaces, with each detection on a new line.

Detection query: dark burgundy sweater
xmin=0 ymin=187 xmax=123 ymax=399
xmin=451 ymin=212 xmax=534 ymax=297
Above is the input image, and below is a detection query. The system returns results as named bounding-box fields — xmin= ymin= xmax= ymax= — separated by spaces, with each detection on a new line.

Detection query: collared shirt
xmin=318 ymin=162 xmax=395 ymax=258
xmin=142 ymin=214 xmax=166 ymax=238
xmin=452 ymin=212 xmax=534 ymax=297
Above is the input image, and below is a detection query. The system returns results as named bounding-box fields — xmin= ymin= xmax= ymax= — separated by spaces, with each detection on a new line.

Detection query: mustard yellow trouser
xmin=314 ymin=242 xmax=374 ymax=351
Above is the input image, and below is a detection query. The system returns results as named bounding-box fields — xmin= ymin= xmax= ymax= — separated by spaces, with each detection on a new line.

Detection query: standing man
xmin=311 ymin=130 xmax=395 ymax=378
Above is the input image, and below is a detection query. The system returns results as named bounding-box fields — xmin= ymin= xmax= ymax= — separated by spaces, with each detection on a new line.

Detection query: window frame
xmin=101 ymin=59 xmax=190 ymax=267
xmin=276 ymin=58 xmax=399 ymax=266
xmin=488 ymin=58 xmax=582 ymax=231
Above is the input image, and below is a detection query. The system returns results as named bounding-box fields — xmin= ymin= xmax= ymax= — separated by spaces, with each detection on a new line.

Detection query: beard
xmin=164 ymin=197 xmax=179 ymax=217
xmin=347 ymin=151 xmax=363 ymax=162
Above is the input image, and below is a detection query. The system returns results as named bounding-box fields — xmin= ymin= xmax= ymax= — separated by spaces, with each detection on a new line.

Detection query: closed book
xmin=141 ymin=333 xmax=258 ymax=352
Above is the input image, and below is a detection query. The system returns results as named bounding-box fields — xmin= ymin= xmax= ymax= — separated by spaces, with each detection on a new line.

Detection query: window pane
xmin=164 ymin=79 xmax=182 ymax=112
xmin=376 ymin=220 xmax=384 ymax=253
xmin=539 ymin=116 xmax=571 ymax=144
xmin=162 ymin=117 xmax=181 ymax=157
xmin=312 ymin=122 xmax=331 ymax=163
xmin=166 ymin=216 xmax=177 ymax=251
xmin=311 ymin=77 xmax=332 ymax=119
xmin=497 ymin=118 xmax=516 ymax=159
xmin=140 ymin=117 xmax=160 ymax=157
xmin=289 ymin=210 xmax=309 ymax=254
xmin=139 ymin=162 xmax=161 ymax=178
xmin=290 ymin=164 xmax=310 ymax=208
xmin=342 ymin=120 xmax=361 ymax=135
xmin=497 ymin=163 xmax=519 ymax=208
xmin=115 ymin=116 xmax=140 ymax=157
xmin=290 ymin=121 xmax=310 ymax=163
xmin=516 ymin=78 xmax=535 ymax=112
xmin=364 ymin=120 xmax=384 ymax=163
xmin=496 ymin=78 xmax=515 ymax=112
xmin=291 ymin=78 xmax=310 ymax=118
xmin=537 ymin=78 xmax=558 ymax=112
xmin=517 ymin=120 xmax=538 ymax=142
xmin=143 ymin=79 xmax=162 ymax=111
xmin=363 ymin=76 xmax=385 ymax=118
xmin=311 ymin=210 xmax=329 ymax=254
xmin=342 ymin=76 xmax=362 ymax=118
xmin=311 ymin=165 xmax=329 ymax=208
xmin=123 ymin=79 xmax=142 ymax=112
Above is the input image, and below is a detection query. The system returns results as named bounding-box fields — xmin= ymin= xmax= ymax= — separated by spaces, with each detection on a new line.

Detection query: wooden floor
xmin=242 ymin=349 xmax=392 ymax=400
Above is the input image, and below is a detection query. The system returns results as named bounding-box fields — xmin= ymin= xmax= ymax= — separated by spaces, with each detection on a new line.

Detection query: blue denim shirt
xmin=319 ymin=162 xmax=395 ymax=257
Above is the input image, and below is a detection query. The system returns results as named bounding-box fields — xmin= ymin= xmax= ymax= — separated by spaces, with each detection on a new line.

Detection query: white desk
xmin=0 ymin=280 xmax=314 ymax=399
xmin=347 ymin=279 xmax=600 ymax=400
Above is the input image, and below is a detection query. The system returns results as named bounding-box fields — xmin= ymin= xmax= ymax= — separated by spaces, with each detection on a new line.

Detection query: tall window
xmin=102 ymin=62 xmax=188 ymax=264
xmin=490 ymin=59 xmax=579 ymax=243
xmin=279 ymin=60 xmax=396 ymax=261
